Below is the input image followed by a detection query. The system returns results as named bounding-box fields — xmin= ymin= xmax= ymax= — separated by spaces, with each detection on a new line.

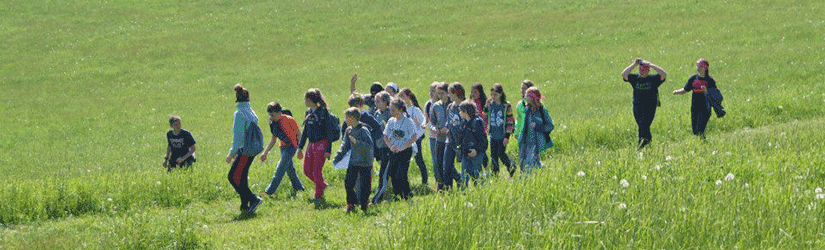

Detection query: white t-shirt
xmin=383 ymin=116 xmax=422 ymax=151
xmin=406 ymin=106 xmax=426 ymax=138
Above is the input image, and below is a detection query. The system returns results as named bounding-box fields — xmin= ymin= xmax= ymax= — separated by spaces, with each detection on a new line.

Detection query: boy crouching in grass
xmin=333 ymin=107 xmax=374 ymax=213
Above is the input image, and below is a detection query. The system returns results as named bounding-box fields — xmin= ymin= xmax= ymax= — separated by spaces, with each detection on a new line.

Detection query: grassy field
xmin=1 ymin=0 xmax=824 ymax=248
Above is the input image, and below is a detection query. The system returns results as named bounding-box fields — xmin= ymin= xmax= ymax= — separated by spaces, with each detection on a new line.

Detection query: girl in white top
xmin=399 ymin=88 xmax=429 ymax=186
xmin=373 ymin=98 xmax=420 ymax=201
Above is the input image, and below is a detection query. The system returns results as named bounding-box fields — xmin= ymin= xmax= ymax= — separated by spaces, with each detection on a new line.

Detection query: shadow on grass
xmin=306 ymin=197 xmax=343 ymax=210
xmin=232 ymin=212 xmax=258 ymax=221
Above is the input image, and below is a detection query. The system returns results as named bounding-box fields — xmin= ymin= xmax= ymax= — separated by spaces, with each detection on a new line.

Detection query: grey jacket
xmin=333 ymin=123 xmax=374 ymax=167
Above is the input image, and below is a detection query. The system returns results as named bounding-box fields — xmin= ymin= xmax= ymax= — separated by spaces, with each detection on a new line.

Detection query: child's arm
xmin=333 ymin=130 xmax=352 ymax=165
xmin=505 ymin=103 xmax=515 ymax=137
xmin=164 ymin=145 xmax=171 ymax=167
xmin=261 ymin=135 xmax=278 ymax=162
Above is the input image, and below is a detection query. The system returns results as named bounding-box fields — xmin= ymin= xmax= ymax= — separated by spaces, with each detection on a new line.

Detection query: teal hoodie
xmin=229 ymin=102 xmax=259 ymax=155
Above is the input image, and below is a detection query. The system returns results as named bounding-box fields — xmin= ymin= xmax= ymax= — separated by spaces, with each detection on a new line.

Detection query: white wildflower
xmin=642 ymin=175 xmax=648 ymax=181
xmin=577 ymin=171 xmax=586 ymax=177
xmin=107 ymin=198 xmax=113 ymax=202
xmin=744 ymin=183 xmax=749 ymax=188
xmin=655 ymin=165 xmax=661 ymax=171
xmin=715 ymin=180 xmax=723 ymax=186
xmin=156 ymin=181 xmax=162 ymax=186
xmin=778 ymin=105 xmax=783 ymax=109
xmin=465 ymin=202 xmax=475 ymax=208
xmin=724 ymin=173 xmax=735 ymax=181
xmin=618 ymin=203 xmax=627 ymax=210
xmin=620 ymin=179 xmax=629 ymax=187
xmin=595 ymin=161 xmax=601 ymax=166
xmin=612 ymin=175 xmax=617 ymax=180
xmin=665 ymin=156 xmax=673 ymax=162
xmin=815 ymin=188 xmax=822 ymax=193
xmin=817 ymin=194 xmax=825 ymax=200
xmin=712 ymin=150 xmax=718 ymax=156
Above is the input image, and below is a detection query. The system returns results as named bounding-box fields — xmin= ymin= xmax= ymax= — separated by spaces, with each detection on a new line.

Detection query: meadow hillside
xmin=1 ymin=0 xmax=824 ymax=248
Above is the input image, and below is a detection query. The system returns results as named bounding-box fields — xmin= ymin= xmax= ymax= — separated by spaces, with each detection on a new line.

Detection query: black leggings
xmin=389 ymin=148 xmax=413 ymax=200
xmin=633 ymin=104 xmax=657 ymax=141
xmin=228 ymin=155 xmax=257 ymax=207
xmin=490 ymin=138 xmax=514 ymax=177
xmin=413 ymin=136 xmax=428 ymax=184
xmin=691 ymin=103 xmax=711 ymax=136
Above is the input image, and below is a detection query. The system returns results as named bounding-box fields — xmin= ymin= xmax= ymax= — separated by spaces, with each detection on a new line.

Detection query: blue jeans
xmin=519 ymin=143 xmax=541 ymax=174
xmin=430 ymin=139 xmax=446 ymax=188
xmin=460 ymin=154 xmax=483 ymax=188
xmin=442 ymin=142 xmax=461 ymax=188
xmin=265 ymin=147 xmax=304 ymax=194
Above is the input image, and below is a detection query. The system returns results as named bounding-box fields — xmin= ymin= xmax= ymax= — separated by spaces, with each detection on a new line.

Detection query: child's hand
xmin=176 ymin=157 xmax=184 ymax=163
xmin=530 ymin=122 xmax=536 ymax=129
xmin=260 ymin=153 xmax=268 ymax=162
xmin=349 ymin=135 xmax=357 ymax=144
xmin=503 ymin=138 xmax=509 ymax=146
xmin=162 ymin=159 xmax=168 ymax=168
xmin=468 ymin=149 xmax=477 ymax=157
xmin=225 ymin=154 xmax=234 ymax=163
xmin=297 ymin=149 xmax=303 ymax=160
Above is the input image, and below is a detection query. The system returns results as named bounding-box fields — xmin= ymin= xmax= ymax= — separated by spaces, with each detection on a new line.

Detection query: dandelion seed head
xmin=618 ymin=203 xmax=627 ymax=210
xmin=815 ymin=188 xmax=822 ymax=193
xmin=620 ymin=179 xmax=629 ymax=187
xmin=577 ymin=171 xmax=586 ymax=177
xmin=655 ymin=165 xmax=661 ymax=171
xmin=642 ymin=175 xmax=648 ymax=181
xmin=744 ymin=183 xmax=749 ymax=188
xmin=665 ymin=156 xmax=673 ymax=162
xmin=595 ymin=161 xmax=601 ymax=166
xmin=817 ymin=194 xmax=825 ymax=200
xmin=712 ymin=150 xmax=718 ymax=156
xmin=715 ymin=180 xmax=723 ymax=186
xmin=724 ymin=173 xmax=735 ymax=181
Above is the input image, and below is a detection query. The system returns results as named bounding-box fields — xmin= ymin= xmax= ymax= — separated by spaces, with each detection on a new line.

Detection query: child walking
xmin=226 ymin=84 xmax=263 ymax=214
xmin=484 ymin=83 xmax=515 ymax=178
xmin=672 ymin=58 xmax=725 ymax=137
xmin=518 ymin=87 xmax=554 ymax=174
xmin=442 ymin=82 xmax=466 ymax=188
xmin=333 ymin=108 xmax=374 ymax=213
xmin=260 ymin=102 xmax=305 ymax=196
xmin=370 ymin=91 xmax=393 ymax=204
xmin=458 ymin=100 xmax=488 ymax=187
xmin=428 ymin=83 xmax=450 ymax=190
xmin=399 ymin=88 xmax=428 ymax=186
xmin=297 ymin=88 xmax=336 ymax=200
xmin=375 ymin=98 xmax=421 ymax=201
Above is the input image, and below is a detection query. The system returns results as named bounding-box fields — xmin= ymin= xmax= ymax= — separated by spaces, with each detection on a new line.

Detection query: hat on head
xmin=386 ymin=82 xmax=399 ymax=92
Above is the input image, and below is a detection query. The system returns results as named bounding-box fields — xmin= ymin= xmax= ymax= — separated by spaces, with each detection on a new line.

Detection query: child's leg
xmin=414 ymin=136 xmax=428 ymax=184
xmin=430 ymin=139 xmax=442 ymax=187
xmin=490 ymin=139 xmax=503 ymax=174
xmin=358 ymin=166 xmax=371 ymax=211
xmin=281 ymin=147 xmax=304 ymax=191
xmin=372 ymin=147 xmax=391 ymax=204
xmin=344 ymin=166 xmax=358 ymax=205
xmin=391 ymin=148 xmax=413 ymax=199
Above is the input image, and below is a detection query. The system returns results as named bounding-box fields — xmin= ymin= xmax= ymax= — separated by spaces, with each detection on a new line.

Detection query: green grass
xmin=2 ymin=0 xmax=824 ymax=248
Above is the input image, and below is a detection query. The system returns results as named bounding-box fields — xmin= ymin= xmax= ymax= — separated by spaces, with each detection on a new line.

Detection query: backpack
xmin=327 ymin=110 xmax=341 ymax=143
xmin=240 ymin=120 xmax=264 ymax=156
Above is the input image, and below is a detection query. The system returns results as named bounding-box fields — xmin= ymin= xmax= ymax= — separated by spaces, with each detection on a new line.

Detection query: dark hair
xmin=267 ymin=102 xmax=283 ymax=113
xmin=399 ymin=88 xmax=420 ymax=108
xmin=305 ymin=88 xmax=327 ymax=108
xmin=459 ymin=100 xmax=477 ymax=117
xmin=491 ymin=83 xmax=507 ymax=103
xmin=234 ymin=84 xmax=249 ymax=102
xmin=348 ymin=93 xmax=364 ymax=107
xmin=370 ymin=82 xmax=384 ymax=95
xmin=448 ymin=82 xmax=465 ymax=100
xmin=375 ymin=91 xmax=391 ymax=105
xmin=471 ymin=83 xmax=487 ymax=103
xmin=436 ymin=82 xmax=448 ymax=92
xmin=389 ymin=98 xmax=407 ymax=114
xmin=344 ymin=107 xmax=361 ymax=120
xmin=521 ymin=80 xmax=534 ymax=98
xmin=169 ymin=115 xmax=181 ymax=126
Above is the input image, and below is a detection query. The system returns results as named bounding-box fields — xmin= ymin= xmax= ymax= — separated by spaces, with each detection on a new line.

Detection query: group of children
xmin=166 ymin=57 xmax=723 ymax=214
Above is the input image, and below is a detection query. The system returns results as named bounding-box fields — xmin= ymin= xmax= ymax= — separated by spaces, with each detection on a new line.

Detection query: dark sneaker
xmin=248 ymin=197 xmax=262 ymax=214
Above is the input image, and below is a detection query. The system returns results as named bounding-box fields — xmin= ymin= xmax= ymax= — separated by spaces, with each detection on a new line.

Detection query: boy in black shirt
xmin=164 ymin=115 xmax=197 ymax=171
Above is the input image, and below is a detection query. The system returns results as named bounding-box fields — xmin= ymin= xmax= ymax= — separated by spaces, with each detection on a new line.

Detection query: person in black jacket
xmin=457 ymin=100 xmax=488 ymax=188
xmin=673 ymin=58 xmax=724 ymax=137
xmin=297 ymin=88 xmax=336 ymax=200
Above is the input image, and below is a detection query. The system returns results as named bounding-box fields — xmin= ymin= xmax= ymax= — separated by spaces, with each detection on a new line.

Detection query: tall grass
xmin=1 ymin=0 xmax=824 ymax=248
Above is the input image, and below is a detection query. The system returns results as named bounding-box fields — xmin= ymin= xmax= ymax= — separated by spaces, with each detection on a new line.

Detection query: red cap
xmin=697 ymin=58 xmax=709 ymax=68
